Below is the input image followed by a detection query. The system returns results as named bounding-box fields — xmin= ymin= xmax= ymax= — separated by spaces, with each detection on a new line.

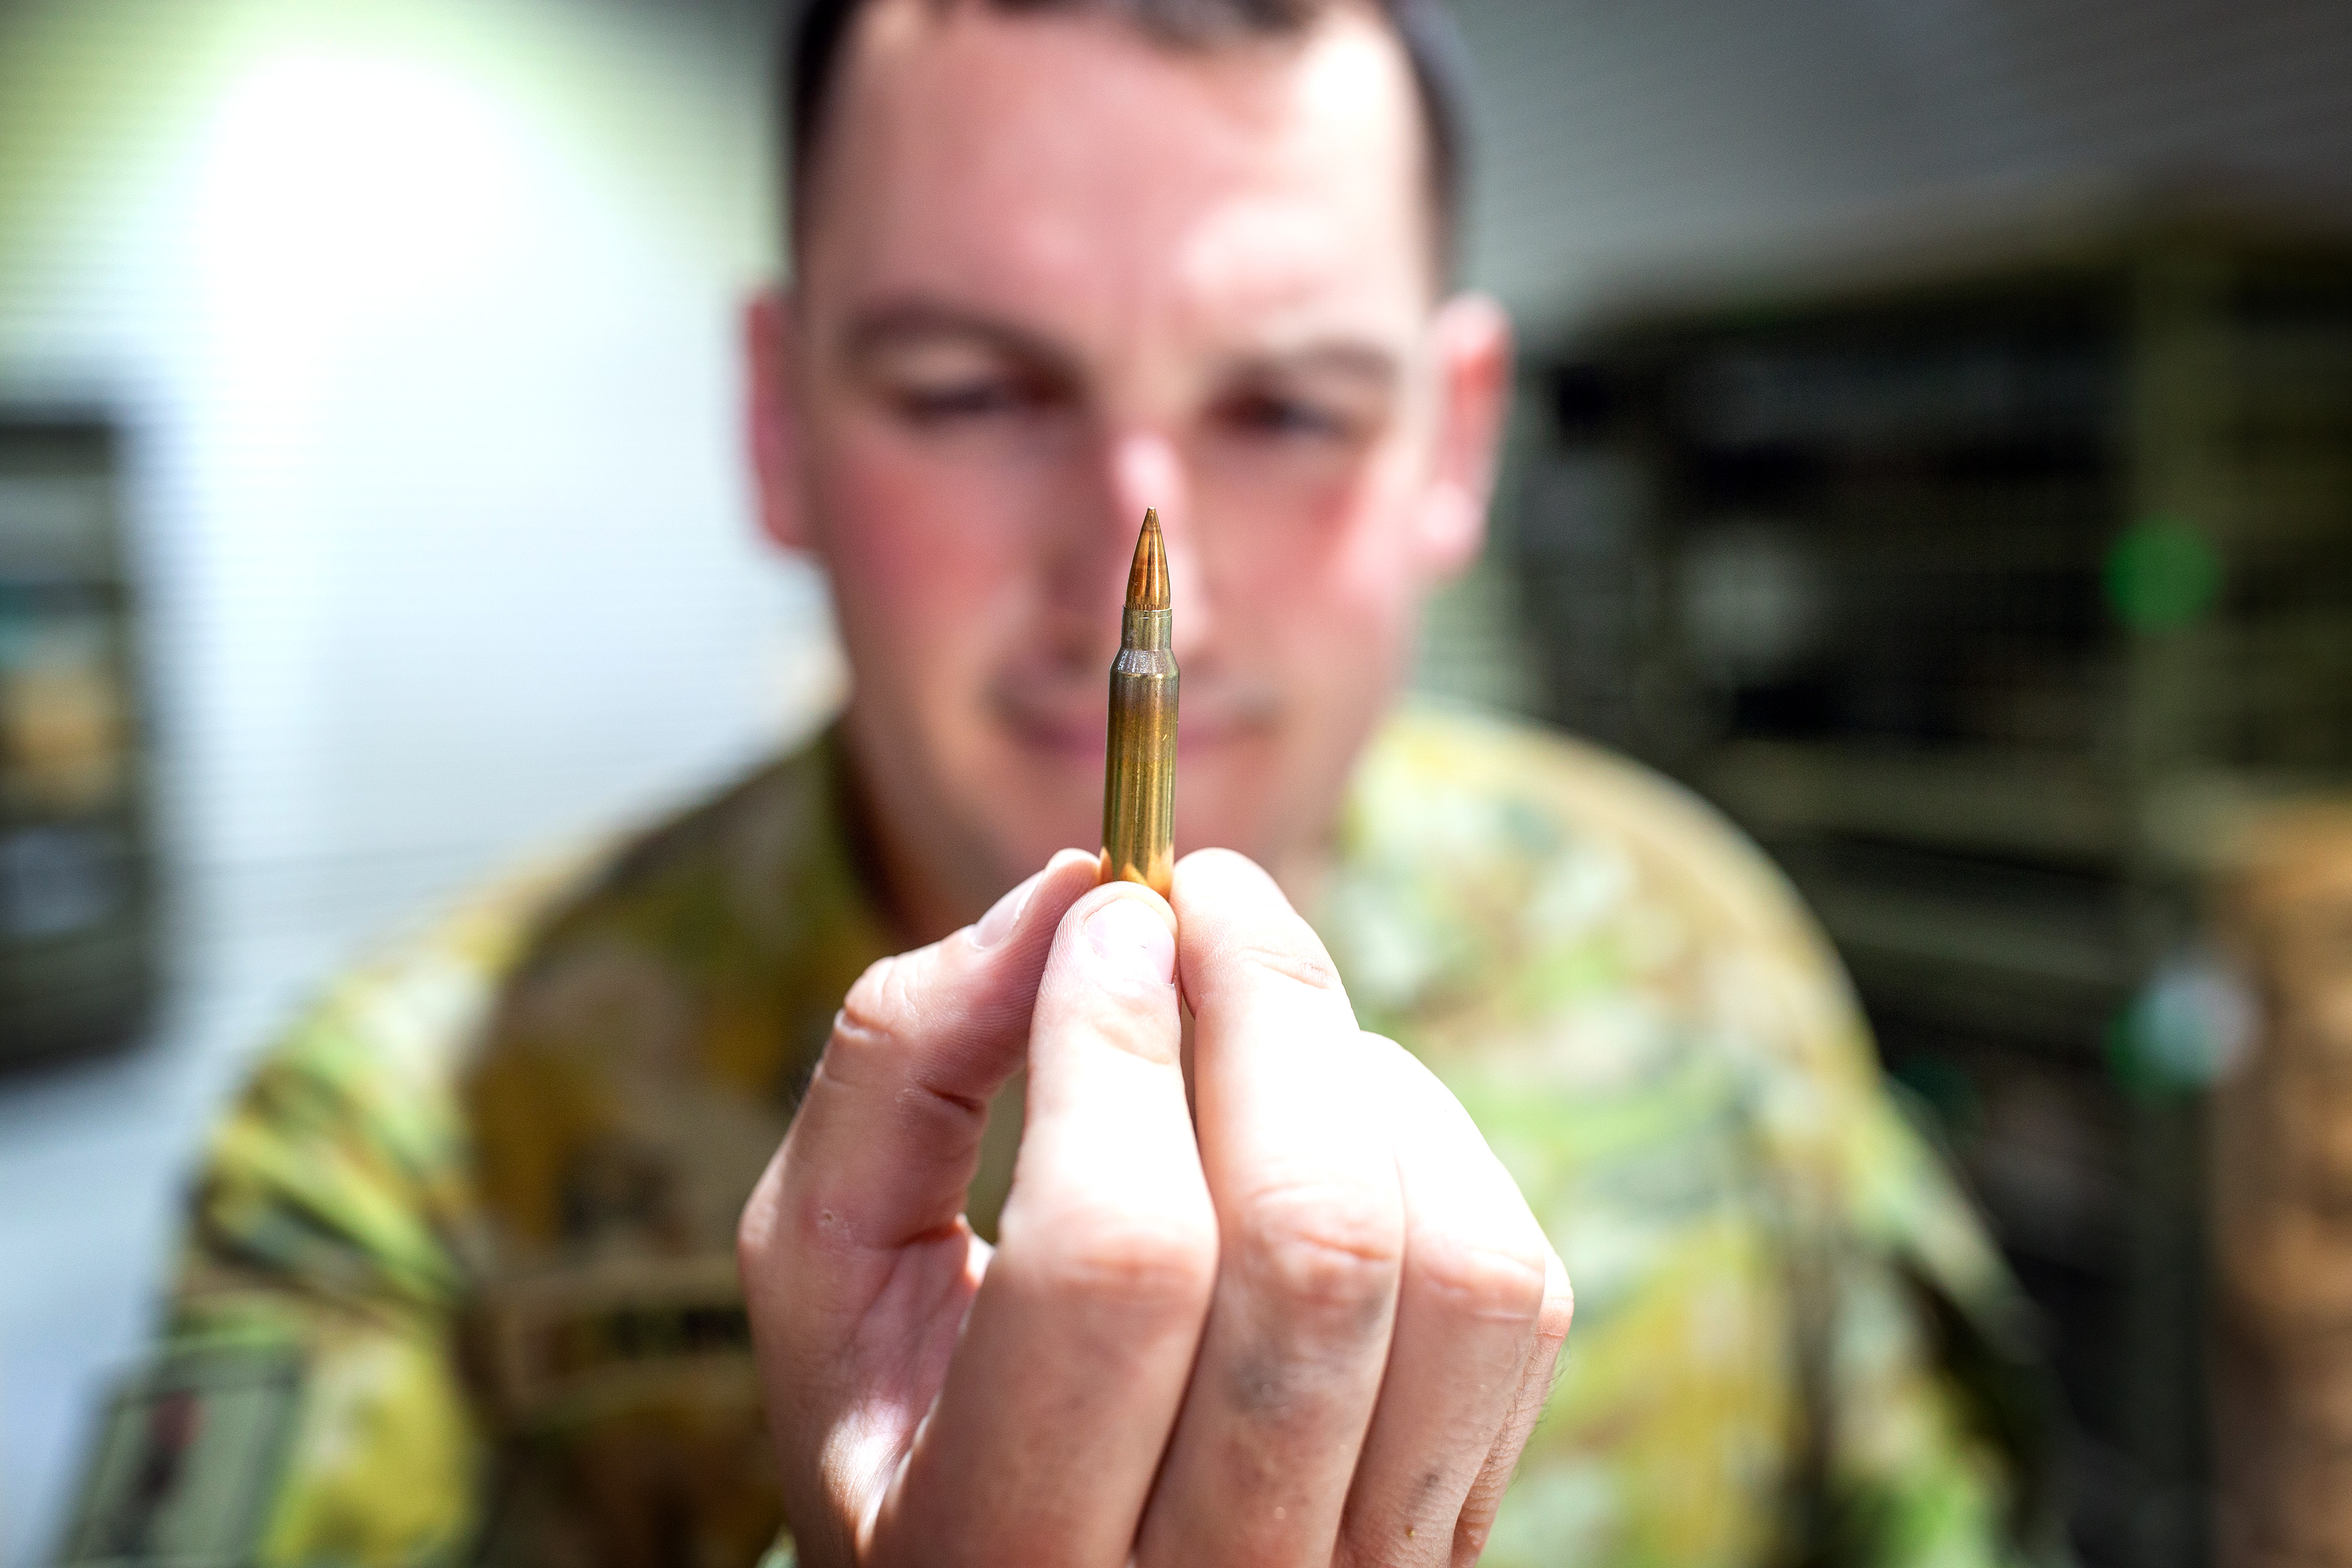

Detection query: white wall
xmin=0 ymin=4 xmax=827 ymax=1559
xmin=1 ymin=0 xmax=833 ymax=904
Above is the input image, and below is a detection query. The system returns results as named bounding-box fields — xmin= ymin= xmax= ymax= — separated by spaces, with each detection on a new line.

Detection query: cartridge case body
xmin=1102 ymin=601 xmax=1177 ymax=894
xmin=1102 ymin=511 xmax=1177 ymax=894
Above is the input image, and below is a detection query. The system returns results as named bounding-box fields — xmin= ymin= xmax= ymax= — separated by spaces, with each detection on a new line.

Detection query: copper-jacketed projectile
xmin=1101 ymin=509 xmax=1178 ymax=895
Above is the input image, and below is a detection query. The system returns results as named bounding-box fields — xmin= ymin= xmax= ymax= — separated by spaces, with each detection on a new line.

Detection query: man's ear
xmin=1413 ymin=292 xmax=1514 ymax=581
xmin=746 ymin=286 xmax=810 ymax=553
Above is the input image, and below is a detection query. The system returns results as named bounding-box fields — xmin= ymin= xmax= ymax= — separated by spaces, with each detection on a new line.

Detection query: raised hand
xmin=738 ymin=847 xmax=1571 ymax=1567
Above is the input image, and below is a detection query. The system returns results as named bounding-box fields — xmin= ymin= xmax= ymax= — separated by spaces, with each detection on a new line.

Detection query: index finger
xmin=743 ymin=848 xmax=1101 ymax=1324
xmin=738 ymin=848 xmax=1107 ymax=1564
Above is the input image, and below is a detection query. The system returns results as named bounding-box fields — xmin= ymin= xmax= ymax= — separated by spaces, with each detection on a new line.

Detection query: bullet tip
xmin=1126 ymin=508 xmax=1169 ymax=611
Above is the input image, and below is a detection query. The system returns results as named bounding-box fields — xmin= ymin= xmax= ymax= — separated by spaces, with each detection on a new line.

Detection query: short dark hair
xmin=779 ymin=0 xmax=1474 ymax=283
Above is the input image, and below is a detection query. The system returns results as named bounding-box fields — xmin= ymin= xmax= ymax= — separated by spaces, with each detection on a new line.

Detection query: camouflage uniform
xmin=56 ymin=707 xmax=2059 ymax=1568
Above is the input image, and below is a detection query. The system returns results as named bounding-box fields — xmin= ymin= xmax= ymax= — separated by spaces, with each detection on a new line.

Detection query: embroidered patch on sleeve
xmin=54 ymin=1344 xmax=302 ymax=1568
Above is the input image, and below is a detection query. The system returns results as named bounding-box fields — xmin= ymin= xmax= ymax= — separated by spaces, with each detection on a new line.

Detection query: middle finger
xmin=1137 ymin=848 xmax=1405 ymax=1567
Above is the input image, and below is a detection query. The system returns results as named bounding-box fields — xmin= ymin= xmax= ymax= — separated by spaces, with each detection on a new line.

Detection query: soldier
xmin=56 ymin=1 xmax=2060 ymax=1565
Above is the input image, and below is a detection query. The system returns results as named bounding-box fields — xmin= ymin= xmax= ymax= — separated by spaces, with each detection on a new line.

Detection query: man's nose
xmin=1105 ymin=432 xmax=1211 ymax=657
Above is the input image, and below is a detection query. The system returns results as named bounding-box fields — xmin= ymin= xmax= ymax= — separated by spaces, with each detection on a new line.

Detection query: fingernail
xmin=973 ymin=869 xmax=1044 ymax=949
xmin=1085 ymin=897 xmax=1175 ymax=984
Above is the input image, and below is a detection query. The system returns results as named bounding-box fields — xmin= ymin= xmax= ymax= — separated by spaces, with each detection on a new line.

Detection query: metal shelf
xmin=1698 ymin=740 xmax=2126 ymax=862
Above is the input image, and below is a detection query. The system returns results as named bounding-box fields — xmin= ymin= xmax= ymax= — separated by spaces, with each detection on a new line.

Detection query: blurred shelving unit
xmin=1511 ymin=199 xmax=2352 ymax=1568
xmin=0 ymin=414 xmax=157 ymax=1066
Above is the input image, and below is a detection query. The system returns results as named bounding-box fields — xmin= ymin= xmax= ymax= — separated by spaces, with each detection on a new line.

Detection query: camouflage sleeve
xmin=55 ymin=858 xmax=584 ymax=1568
xmin=1730 ymin=907 xmax=2063 ymax=1567
xmin=172 ymin=995 xmax=484 ymax=1566
xmin=1800 ymin=1089 xmax=2060 ymax=1567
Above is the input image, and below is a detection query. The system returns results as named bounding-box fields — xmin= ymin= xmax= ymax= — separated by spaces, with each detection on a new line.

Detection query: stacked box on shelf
xmin=0 ymin=414 xmax=157 ymax=1065
xmin=1512 ymin=205 xmax=2352 ymax=1568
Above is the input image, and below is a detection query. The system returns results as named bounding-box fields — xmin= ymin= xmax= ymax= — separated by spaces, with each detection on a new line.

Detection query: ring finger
xmin=1335 ymin=1042 xmax=1565 ymax=1567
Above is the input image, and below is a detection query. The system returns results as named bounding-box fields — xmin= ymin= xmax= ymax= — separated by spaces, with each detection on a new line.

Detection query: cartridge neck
xmin=1121 ymin=605 xmax=1172 ymax=651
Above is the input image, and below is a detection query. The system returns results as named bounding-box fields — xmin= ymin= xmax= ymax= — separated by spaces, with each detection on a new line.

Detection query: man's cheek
xmin=821 ymin=477 xmax=960 ymax=606
xmin=814 ymin=466 xmax=1023 ymax=672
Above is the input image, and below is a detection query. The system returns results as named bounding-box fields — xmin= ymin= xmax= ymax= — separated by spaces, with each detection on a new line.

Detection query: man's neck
xmin=828 ymin=728 xmax=964 ymax=950
xmin=831 ymin=713 xmax=998 ymax=950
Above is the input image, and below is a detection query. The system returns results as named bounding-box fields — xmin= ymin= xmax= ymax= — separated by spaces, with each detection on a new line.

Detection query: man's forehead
xmin=798 ymin=0 xmax=1434 ymax=334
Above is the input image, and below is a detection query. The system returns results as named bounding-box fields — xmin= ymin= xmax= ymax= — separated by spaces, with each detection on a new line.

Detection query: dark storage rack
xmin=0 ymin=414 xmax=156 ymax=1066
xmin=1511 ymin=210 xmax=2352 ymax=1568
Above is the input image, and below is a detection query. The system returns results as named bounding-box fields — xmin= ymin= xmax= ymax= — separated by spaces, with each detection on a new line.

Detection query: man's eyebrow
xmin=838 ymin=301 xmax=1081 ymax=380
xmin=1218 ymin=340 xmax=1403 ymax=392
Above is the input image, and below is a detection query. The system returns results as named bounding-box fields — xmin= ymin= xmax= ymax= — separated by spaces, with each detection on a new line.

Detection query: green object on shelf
xmin=2104 ymin=515 xmax=2221 ymax=632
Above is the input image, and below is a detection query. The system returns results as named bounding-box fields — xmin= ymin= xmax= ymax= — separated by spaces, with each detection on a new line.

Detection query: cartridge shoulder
xmin=1110 ymin=646 xmax=1180 ymax=680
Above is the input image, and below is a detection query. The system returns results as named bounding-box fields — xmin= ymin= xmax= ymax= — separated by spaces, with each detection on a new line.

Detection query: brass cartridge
xmin=1101 ymin=509 xmax=1178 ymax=894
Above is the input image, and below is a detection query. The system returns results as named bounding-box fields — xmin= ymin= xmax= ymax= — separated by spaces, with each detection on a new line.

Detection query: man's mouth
xmin=990 ymin=676 xmax=1279 ymax=761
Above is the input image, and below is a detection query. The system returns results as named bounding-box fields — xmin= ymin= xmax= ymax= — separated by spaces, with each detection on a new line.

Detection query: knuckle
xmin=1084 ymin=998 xmax=1182 ymax=1065
xmin=1235 ymin=1176 xmax=1404 ymax=1318
xmin=1234 ymin=938 xmax=1347 ymax=996
xmin=1020 ymin=1205 xmax=1220 ymax=1323
xmin=827 ymin=954 xmax=990 ymax=1119
xmin=832 ymin=954 xmax=918 ymax=1058
xmin=734 ymin=1186 xmax=776 ymax=1278
xmin=1409 ymin=1225 xmax=1549 ymax=1325
xmin=1541 ymin=1259 xmax=1577 ymax=1343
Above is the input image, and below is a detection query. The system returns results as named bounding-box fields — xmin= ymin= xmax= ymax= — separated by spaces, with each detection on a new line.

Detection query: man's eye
xmin=1220 ymin=393 xmax=1357 ymax=442
xmin=891 ymin=379 xmax=1041 ymax=423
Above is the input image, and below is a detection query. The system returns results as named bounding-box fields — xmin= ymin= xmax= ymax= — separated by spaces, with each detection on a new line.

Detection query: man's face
xmin=754 ymin=0 xmax=1508 ymax=928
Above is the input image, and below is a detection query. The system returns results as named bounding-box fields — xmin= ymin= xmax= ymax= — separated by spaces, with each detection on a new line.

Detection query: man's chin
xmin=981 ymin=718 xmax=1281 ymax=865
